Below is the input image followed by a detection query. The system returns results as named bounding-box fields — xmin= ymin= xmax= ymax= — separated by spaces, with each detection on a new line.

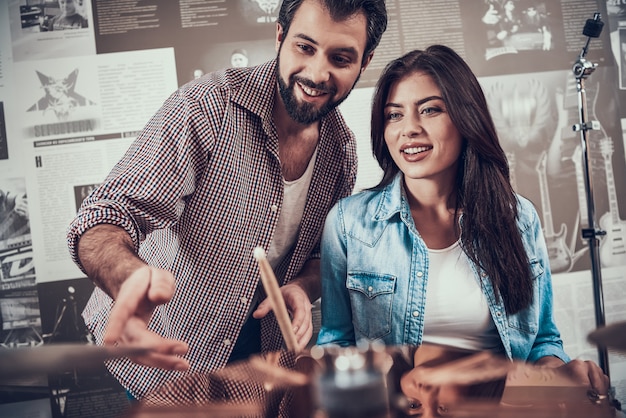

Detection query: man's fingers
xmin=104 ymin=271 xmax=152 ymax=344
xmin=252 ymin=299 xmax=270 ymax=319
xmin=586 ymin=360 xmax=610 ymax=394
xmin=137 ymin=336 xmax=190 ymax=371
xmin=107 ymin=317 xmax=190 ymax=370
xmin=147 ymin=269 xmax=176 ymax=304
xmin=295 ymin=326 xmax=313 ymax=352
xmin=291 ymin=305 xmax=311 ymax=337
xmin=127 ymin=337 xmax=190 ymax=371
xmin=128 ymin=351 xmax=190 ymax=371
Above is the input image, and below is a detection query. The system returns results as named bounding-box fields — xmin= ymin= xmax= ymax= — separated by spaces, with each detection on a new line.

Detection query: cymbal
xmin=125 ymin=402 xmax=262 ymax=418
xmin=210 ymin=351 xmax=309 ymax=390
xmin=142 ymin=350 xmax=309 ymax=411
xmin=0 ymin=343 xmax=150 ymax=380
xmin=588 ymin=321 xmax=626 ymax=352
xmin=409 ymin=346 xmax=514 ymax=386
xmin=437 ymin=396 xmax=616 ymax=418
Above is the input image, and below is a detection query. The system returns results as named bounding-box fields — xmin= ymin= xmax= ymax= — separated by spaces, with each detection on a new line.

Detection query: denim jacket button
xmin=412 ymin=311 xmax=419 ymax=317
xmin=417 ymin=271 xmax=423 ymax=277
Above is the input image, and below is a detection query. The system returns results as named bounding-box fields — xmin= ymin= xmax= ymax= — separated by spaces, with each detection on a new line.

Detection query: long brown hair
xmin=370 ymin=45 xmax=533 ymax=314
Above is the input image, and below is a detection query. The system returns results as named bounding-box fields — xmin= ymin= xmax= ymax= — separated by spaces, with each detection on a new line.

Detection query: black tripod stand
xmin=571 ymin=12 xmax=610 ymax=380
xmin=45 ymin=286 xmax=90 ymax=418
xmin=47 ymin=286 xmax=87 ymax=344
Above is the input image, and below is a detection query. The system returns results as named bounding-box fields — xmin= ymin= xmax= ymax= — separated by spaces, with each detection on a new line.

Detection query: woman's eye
xmin=421 ymin=107 xmax=441 ymax=115
xmin=437 ymin=404 xmax=450 ymax=415
xmin=406 ymin=398 xmax=422 ymax=409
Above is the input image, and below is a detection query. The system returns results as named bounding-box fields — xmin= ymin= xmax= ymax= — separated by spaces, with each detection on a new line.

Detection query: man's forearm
xmin=77 ymin=224 xmax=146 ymax=299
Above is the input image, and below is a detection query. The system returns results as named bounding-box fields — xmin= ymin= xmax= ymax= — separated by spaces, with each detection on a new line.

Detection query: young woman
xmin=317 ymin=45 xmax=609 ymax=400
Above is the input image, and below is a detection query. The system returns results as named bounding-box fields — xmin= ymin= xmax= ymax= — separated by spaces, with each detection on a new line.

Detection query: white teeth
xmin=299 ymin=83 xmax=323 ymax=97
xmin=403 ymin=146 xmax=430 ymax=155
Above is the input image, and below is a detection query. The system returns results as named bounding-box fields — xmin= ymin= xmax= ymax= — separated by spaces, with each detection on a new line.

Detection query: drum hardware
xmin=0 ymin=343 xmax=150 ymax=382
xmin=128 ymin=342 xmax=623 ymax=417
xmin=308 ymin=341 xmax=395 ymax=418
xmin=124 ymin=402 xmax=262 ymax=417
xmin=571 ymin=11 xmax=611 ymax=379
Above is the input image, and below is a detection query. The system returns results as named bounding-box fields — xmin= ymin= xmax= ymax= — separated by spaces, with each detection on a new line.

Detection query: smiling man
xmin=66 ymin=0 xmax=387 ymax=404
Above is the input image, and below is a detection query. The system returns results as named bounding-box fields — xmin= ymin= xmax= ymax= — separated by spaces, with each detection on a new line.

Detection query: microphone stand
xmin=571 ymin=12 xmax=610 ymax=379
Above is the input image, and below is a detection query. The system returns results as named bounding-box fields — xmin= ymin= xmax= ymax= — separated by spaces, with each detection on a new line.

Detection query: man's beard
xmin=275 ymin=58 xmax=359 ymax=125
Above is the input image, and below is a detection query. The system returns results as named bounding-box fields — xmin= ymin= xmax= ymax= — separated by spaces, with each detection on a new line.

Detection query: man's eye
xmin=333 ymin=56 xmax=352 ymax=66
xmin=297 ymin=44 xmax=313 ymax=53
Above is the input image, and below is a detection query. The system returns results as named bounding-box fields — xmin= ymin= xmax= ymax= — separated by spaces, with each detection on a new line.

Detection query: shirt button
xmin=417 ymin=271 xmax=423 ymax=277
xmin=481 ymin=272 xmax=487 ymax=277
xmin=270 ymin=204 xmax=278 ymax=213
xmin=412 ymin=311 xmax=420 ymax=317
xmin=240 ymin=296 xmax=248 ymax=304
xmin=496 ymin=311 xmax=502 ymax=317
xmin=224 ymin=339 xmax=231 ymax=346
xmin=368 ymin=286 xmax=373 ymax=292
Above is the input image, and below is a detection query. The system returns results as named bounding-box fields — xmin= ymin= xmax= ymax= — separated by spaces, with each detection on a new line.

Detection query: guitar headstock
xmin=571 ymin=144 xmax=581 ymax=164
xmin=506 ymin=152 xmax=516 ymax=169
xmin=535 ymin=150 xmax=547 ymax=173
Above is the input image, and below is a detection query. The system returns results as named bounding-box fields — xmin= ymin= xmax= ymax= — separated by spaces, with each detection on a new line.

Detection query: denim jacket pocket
xmin=347 ymin=272 xmax=395 ymax=340
xmin=506 ymin=260 xmax=543 ymax=334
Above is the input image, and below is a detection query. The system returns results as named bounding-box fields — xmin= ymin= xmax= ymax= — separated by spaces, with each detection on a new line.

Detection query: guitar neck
xmin=571 ymin=145 xmax=589 ymax=226
xmin=507 ymin=152 xmax=517 ymax=191
xmin=603 ymin=145 xmax=620 ymax=225
xmin=535 ymin=152 xmax=555 ymax=236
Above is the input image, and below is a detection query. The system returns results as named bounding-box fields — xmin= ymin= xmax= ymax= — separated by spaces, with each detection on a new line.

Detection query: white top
xmin=267 ymin=146 xmax=318 ymax=269
xmin=247 ymin=147 xmax=317 ymax=317
xmin=422 ymin=240 xmax=502 ymax=352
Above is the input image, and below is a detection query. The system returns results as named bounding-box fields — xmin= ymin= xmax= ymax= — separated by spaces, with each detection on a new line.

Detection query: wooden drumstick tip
xmin=253 ymin=246 xmax=266 ymax=260
xmin=253 ymin=245 xmax=299 ymax=353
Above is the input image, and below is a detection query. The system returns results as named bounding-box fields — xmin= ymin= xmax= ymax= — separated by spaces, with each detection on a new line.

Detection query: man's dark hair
xmin=277 ymin=0 xmax=388 ymax=66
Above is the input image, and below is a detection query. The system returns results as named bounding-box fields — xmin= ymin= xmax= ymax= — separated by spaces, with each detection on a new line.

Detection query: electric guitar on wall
xmin=569 ymin=145 xmax=590 ymax=265
xmin=535 ymin=151 xmax=574 ymax=273
xmin=571 ymin=145 xmax=589 ymax=228
xmin=598 ymin=137 xmax=626 ymax=267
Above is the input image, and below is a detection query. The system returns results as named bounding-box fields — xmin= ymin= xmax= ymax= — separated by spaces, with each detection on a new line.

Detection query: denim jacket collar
xmin=373 ymin=172 xmax=412 ymax=223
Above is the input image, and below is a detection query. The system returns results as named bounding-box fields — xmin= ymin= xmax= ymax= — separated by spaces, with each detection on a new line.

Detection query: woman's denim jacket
xmin=317 ymin=173 xmax=570 ymax=363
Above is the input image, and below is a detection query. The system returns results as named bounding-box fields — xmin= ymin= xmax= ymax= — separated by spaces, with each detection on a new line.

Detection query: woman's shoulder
xmin=514 ymin=193 xmax=540 ymax=228
xmin=339 ymin=188 xmax=384 ymax=209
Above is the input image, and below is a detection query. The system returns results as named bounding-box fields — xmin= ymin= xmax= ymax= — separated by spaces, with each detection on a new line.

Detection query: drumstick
xmin=253 ymin=247 xmax=299 ymax=352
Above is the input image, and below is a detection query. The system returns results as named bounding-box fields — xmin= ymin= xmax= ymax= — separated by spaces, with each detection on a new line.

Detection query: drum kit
xmin=1 ymin=321 xmax=624 ymax=417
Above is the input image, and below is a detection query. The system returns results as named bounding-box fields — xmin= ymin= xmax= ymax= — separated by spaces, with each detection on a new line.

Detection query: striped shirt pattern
xmin=67 ymin=59 xmax=357 ymax=398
